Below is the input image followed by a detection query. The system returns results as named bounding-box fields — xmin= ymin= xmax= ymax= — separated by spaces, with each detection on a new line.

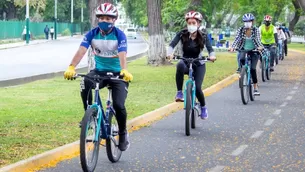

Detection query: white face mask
xmin=187 ymin=25 xmax=198 ymax=33
xmin=244 ymin=22 xmax=252 ymax=28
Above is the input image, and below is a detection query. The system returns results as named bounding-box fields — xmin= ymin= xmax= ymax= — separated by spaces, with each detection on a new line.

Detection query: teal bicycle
xmin=237 ymin=49 xmax=260 ymax=105
xmin=75 ymin=73 xmax=126 ymax=172
xmin=176 ymin=56 xmax=212 ymax=136
xmin=261 ymin=45 xmax=272 ymax=82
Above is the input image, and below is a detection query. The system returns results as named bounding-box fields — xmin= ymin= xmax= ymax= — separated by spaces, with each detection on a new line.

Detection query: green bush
xmin=61 ymin=28 xmax=71 ymax=36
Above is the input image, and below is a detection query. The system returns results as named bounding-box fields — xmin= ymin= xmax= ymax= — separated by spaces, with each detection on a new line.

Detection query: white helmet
xmin=185 ymin=11 xmax=203 ymax=22
xmin=95 ymin=3 xmax=118 ymax=19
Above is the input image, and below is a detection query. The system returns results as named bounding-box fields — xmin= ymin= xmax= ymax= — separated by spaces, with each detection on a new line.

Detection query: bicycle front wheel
xmin=239 ymin=67 xmax=250 ymax=105
xmin=80 ymin=108 xmax=101 ymax=172
xmin=106 ymin=111 xmax=122 ymax=163
xmin=185 ymin=82 xmax=192 ymax=136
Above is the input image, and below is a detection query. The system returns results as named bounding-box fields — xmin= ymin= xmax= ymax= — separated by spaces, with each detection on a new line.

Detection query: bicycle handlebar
xmin=175 ymin=56 xmax=213 ymax=63
xmin=74 ymin=73 xmax=126 ymax=83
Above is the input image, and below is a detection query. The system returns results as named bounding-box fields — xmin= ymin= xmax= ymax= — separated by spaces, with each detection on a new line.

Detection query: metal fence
xmin=0 ymin=21 xmax=81 ymax=40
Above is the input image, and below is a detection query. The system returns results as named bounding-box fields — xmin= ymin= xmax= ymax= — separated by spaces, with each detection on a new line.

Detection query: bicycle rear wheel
xmin=80 ymin=108 xmax=100 ymax=172
xmin=106 ymin=111 xmax=122 ymax=162
xmin=239 ymin=67 xmax=250 ymax=105
xmin=185 ymin=82 xmax=192 ymax=136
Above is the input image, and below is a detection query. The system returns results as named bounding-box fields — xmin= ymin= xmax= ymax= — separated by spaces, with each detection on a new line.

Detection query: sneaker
xmin=118 ymin=131 xmax=130 ymax=151
xmin=79 ymin=121 xmax=82 ymax=128
xmin=175 ymin=91 xmax=184 ymax=102
xmin=200 ymin=106 xmax=208 ymax=120
xmin=254 ymin=89 xmax=260 ymax=96
xmin=270 ymin=67 xmax=274 ymax=72
xmin=236 ymin=68 xmax=241 ymax=73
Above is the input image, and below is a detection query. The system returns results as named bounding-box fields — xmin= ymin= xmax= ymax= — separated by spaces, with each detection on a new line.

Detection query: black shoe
xmin=79 ymin=121 xmax=82 ymax=128
xmin=270 ymin=67 xmax=274 ymax=72
xmin=236 ymin=68 xmax=241 ymax=73
xmin=118 ymin=131 xmax=130 ymax=151
xmin=285 ymin=54 xmax=287 ymax=56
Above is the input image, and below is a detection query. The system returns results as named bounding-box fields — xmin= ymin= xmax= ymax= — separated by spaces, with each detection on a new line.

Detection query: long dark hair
xmin=180 ymin=25 xmax=206 ymax=51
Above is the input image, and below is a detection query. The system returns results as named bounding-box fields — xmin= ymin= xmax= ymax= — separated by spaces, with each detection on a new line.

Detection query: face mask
xmin=98 ymin=21 xmax=113 ymax=32
xmin=244 ymin=22 xmax=252 ymax=28
xmin=265 ymin=22 xmax=271 ymax=26
xmin=187 ymin=25 xmax=198 ymax=33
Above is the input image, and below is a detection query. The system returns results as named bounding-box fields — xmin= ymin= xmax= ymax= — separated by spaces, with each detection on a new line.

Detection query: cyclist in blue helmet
xmin=230 ymin=13 xmax=265 ymax=96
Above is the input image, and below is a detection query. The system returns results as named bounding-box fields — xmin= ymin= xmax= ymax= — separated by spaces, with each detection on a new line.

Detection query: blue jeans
xmin=278 ymin=40 xmax=283 ymax=56
xmin=237 ymin=52 xmax=241 ymax=68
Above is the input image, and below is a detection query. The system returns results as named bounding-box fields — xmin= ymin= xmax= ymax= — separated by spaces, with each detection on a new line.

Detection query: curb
xmin=0 ymin=49 xmax=148 ymax=88
xmin=0 ymin=73 xmax=239 ymax=172
xmin=0 ymin=35 xmax=83 ymax=50
xmin=288 ymin=49 xmax=305 ymax=54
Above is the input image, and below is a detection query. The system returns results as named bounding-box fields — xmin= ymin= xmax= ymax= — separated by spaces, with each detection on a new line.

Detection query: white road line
xmin=250 ymin=131 xmax=264 ymax=139
xmin=280 ymin=102 xmax=288 ymax=107
xmin=209 ymin=165 xmax=226 ymax=172
xmin=264 ymin=119 xmax=275 ymax=126
xmin=231 ymin=145 xmax=248 ymax=156
xmin=293 ymin=86 xmax=299 ymax=90
xmin=273 ymin=109 xmax=282 ymax=115
xmin=286 ymin=96 xmax=293 ymax=100
xmin=289 ymin=90 xmax=296 ymax=95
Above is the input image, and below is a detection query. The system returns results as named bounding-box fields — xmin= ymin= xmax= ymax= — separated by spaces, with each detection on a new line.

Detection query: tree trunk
xmin=289 ymin=0 xmax=301 ymax=32
xmin=146 ymin=0 xmax=166 ymax=66
xmin=89 ymin=0 xmax=114 ymax=28
xmin=297 ymin=0 xmax=305 ymax=11
xmin=226 ymin=12 xmax=234 ymax=27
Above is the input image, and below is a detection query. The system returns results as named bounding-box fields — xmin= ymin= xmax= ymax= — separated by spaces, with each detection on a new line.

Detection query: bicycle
xmin=260 ymin=48 xmax=271 ymax=82
xmin=75 ymin=73 xmax=126 ymax=172
xmin=236 ymin=49 xmax=260 ymax=105
xmin=175 ymin=56 xmax=212 ymax=136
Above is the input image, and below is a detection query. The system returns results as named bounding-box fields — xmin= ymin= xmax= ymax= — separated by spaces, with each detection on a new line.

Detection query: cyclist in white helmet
xmin=166 ymin=11 xmax=216 ymax=120
xmin=64 ymin=3 xmax=132 ymax=151
xmin=230 ymin=13 xmax=265 ymax=96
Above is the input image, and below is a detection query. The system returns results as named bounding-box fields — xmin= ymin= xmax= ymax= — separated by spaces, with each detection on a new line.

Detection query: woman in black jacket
xmin=166 ymin=11 xmax=216 ymax=120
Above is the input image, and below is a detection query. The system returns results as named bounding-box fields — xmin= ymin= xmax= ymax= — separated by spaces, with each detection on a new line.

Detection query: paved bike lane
xmin=41 ymin=51 xmax=305 ymax=172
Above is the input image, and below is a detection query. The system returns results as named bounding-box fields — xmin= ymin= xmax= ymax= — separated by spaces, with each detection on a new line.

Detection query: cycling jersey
xmin=80 ymin=27 xmax=127 ymax=72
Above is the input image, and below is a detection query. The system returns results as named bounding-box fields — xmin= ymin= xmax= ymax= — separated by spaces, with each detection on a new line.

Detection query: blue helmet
xmin=242 ymin=13 xmax=255 ymax=22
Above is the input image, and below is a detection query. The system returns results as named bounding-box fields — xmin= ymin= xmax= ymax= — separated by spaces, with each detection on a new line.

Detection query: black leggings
xmin=284 ymin=40 xmax=288 ymax=55
xmin=176 ymin=60 xmax=206 ymax=106
xmin=80 ymin=70 xmax=129 ymax=134
xmin=239 ymin=51 xmax=259 ymax=84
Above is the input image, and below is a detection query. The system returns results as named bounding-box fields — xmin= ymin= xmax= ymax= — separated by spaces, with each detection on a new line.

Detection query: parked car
xmin=124 ymin=28 xmax=137 ymax=39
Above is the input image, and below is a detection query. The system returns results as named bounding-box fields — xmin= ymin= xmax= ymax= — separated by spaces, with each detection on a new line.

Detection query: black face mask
xmin=265 ymin=21 xmax=271 ymax=26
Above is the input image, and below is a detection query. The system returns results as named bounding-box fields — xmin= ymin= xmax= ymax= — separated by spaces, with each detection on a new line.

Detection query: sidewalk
xmin=0 ymin=35 xmax=83 ymax=50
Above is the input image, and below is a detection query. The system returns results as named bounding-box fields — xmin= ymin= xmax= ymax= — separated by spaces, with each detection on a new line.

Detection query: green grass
xmin=289 ymin=42 xmax=305 ymax=51
xmin=0 ymin=52 xmax=237 ymax=167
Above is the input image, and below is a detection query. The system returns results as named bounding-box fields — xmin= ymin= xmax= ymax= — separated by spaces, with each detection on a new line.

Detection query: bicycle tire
xmin=185 ymin=82 xmax=192 ymax=136
xmin=266 ymin=61 xmax=271 ymax=80
xmin=239 ymin=67 xmax=249 ymax=105
xmin=261 ymin=58 xmax=266 ymax=82
xmin=80 ymin=108 xmax=100 ymax=172
xmin=106 ymin=111 xmax=122 ymax=163
xmin=191 ymin=109 xmax=196 ymax=129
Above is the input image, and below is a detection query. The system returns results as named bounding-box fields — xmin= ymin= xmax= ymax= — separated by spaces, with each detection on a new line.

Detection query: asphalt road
xmin=41 ymin=51 xmax=305 ymax=172
xmin=0 ymin=34 xmax=147 ymax=81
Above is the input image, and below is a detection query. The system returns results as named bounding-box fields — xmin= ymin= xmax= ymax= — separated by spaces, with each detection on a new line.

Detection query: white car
xmin=124 ymin=28 xmax=137 ymax=39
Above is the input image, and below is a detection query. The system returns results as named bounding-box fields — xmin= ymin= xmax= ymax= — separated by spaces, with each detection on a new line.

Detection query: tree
xmin=146 ymin=0 xmax=167 ymax=66
xmin=289 ymin=0 xmax=302 ymax=31
xmin=88 ymin=0 xmax=114 ymax=28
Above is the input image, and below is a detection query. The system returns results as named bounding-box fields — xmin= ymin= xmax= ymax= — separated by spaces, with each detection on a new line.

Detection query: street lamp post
xmin=26 ymin=0 xmax=30 ymax=44
xmin=81 ymin=0 xmax=83 ymax=35
xmin=71 ymin=0 xmax=73 ymax=37
xmin=54 ymin=0 xmax=57 ymax=40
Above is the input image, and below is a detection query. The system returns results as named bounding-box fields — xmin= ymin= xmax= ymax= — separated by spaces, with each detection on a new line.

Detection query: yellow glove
xmin=120 ymin=69 xmax=133 ymax=82
xmin=64 ymin=65 xmax=76 ymax=80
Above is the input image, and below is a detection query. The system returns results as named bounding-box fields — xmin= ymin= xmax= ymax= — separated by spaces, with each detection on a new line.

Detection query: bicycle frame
xmin=183 ymin=63 xmax=196 ymax=109
xmin=244 ymin=53 xmax=252 ymax=86
xmin=88 ymin=82 xmax=115 ymax=142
